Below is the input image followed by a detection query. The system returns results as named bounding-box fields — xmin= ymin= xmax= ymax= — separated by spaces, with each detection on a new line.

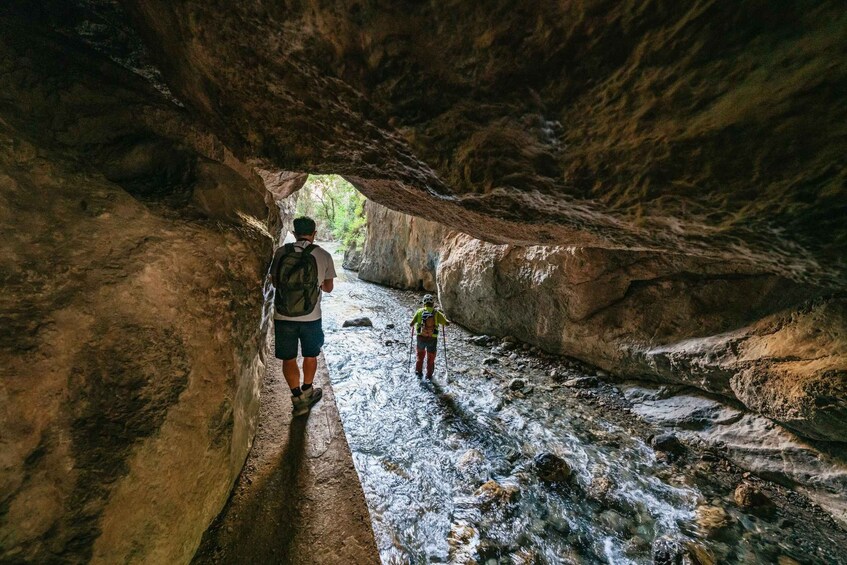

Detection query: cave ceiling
xmin=6 ymin=1 xmax=847 ymax=287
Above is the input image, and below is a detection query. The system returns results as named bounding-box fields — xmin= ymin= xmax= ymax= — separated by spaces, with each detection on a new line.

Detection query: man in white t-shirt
xmin=273 ymin=217 xmax=337 ymax=416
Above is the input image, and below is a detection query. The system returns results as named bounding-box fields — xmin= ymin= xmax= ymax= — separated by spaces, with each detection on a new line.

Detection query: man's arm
xmin=320 ymin=249 xmax=337 ymax=293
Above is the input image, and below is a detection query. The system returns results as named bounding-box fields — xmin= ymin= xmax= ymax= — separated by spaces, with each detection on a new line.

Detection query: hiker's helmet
xmin=422 ymin=294 xmax=435 ymax=305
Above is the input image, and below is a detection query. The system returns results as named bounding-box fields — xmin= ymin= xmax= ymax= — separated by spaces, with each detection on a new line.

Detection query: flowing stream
xmin=319 ymin=245 xmax=838 ymax=565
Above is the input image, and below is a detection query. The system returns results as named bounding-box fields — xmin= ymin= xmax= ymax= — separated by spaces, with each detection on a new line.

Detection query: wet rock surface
xmin=343 ymin=317 xmax=374 ymax=328
xmin=321 ymin=245 xmax=847 ymax=564
xmin=625 ymin=385 xmax=847 ymax=526
xmin=533 ymin=453 xmax=573 ymax=485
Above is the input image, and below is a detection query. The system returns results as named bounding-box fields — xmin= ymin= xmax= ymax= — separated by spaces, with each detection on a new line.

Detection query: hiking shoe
xmin=292 ymin=387 xmax=323 ymax=417
xmin=415 ymin=371 xmax=423 ymax=379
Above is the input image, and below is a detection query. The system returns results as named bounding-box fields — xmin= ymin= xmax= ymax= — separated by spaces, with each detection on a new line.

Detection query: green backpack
xmin=271 ymin=243 xmax=320 ymax=316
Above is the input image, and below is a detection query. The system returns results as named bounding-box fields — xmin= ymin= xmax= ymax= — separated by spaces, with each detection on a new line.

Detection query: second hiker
xmin=271 ymin=216 xmax=337 ymax=416
xmin=409 ymin=294 xmax=449 ymax=379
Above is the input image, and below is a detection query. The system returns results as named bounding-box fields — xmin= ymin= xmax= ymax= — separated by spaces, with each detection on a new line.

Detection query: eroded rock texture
xmin=358 ymin=201 xmax=447 ymax=290
xmin=120 ymin=0 xmax=847 ymax=288
xmin=0 ymin=6 xmax=280 ymax=563
xmin=357 ymin=202 xmax=847 ymax=444
xmin=2 ymin=0 xmax=847 ymax=559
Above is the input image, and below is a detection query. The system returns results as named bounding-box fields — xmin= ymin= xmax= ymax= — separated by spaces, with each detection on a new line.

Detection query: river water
xmin=319 ymin=246 xmax=838 ymax=565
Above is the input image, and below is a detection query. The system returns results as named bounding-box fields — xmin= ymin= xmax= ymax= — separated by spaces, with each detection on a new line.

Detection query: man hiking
xmin=409 ymin=294 xmax=449 ymax=379
xmin=271 ymin=216 xmax=337 ymax=416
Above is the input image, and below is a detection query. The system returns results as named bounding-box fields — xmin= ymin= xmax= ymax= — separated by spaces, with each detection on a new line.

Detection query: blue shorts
xmin=417 ymin=336 xmax=438 ymax=353
xmin=274 ymin=319 xmax=324 ymax=360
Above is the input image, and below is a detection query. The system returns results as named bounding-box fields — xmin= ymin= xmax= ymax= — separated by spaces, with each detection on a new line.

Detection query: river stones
xmin=508 ymin=378 xmax=526 ymax=391
xmin=695 ymin=505 xmax=733 ymax=539
xmin=652 ymin=536 xmax=715 ymax=565
xmin=457 ymin=448 xmax=486 ymax=474
xmin=342 ymin=317 xmax=373 ymax=327
xmin=587 ymin=475 xmax=617 ymax=504
xmin=474 ymin=480 xmax=519 ymax=509
xmin=562 ymin=376 xmax=598 ymax=388
xmin=734 ymin=482 xmax=771 ymax=509
xmin=533 ymin=453 xmax=573 ymax=484
xmin=469 ymin=335 xmax=493 ymax=346
xmin=650 ymin=433 xmax=686 ymax=456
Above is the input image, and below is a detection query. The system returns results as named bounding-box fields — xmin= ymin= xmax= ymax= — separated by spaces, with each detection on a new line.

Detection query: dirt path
xmin=192 ymin=346 xmax=379 ymax=565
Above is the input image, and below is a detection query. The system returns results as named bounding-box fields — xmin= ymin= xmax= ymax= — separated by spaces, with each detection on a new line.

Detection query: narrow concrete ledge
xmin=192 ymin=348 xmax=379 ymax=564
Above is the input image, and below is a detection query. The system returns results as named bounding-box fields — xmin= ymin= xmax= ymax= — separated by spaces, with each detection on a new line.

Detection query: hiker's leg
xmin=275 ymin=320 xmax=301 ymax=388
xmin=300 ymin=319 xmax=324 ymax=386
xmin=415 ymin=347 xmax=425 ymax=373
xmin=302 ymin=357 xmax=318 ymax=385
xmin=282 ymin=358 xmax=301 ymax=388
xmin=426 ymin=350 xmax=437 ymax=378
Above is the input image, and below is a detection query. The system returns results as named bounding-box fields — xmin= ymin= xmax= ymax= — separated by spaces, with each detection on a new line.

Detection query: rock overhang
xmin=112 ymin=0 xmax=847 ymax=288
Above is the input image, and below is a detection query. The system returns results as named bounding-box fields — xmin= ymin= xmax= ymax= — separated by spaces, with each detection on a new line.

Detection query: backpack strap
xmin=270 ymin=243 xmax=295 ymax=288
xmin=301 ymin=243 xmax=316 ymax=256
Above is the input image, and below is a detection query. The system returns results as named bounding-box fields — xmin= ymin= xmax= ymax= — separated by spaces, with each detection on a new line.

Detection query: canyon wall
xmin=0 ymin=8 xmax=304 ymax=563
xmin=358 ymin=203 xmax=846 ymax=445
xmin=2 ymin=0 xmax=846 ymax=561
xmin=358 ymin=201 xmax=448 ymax=291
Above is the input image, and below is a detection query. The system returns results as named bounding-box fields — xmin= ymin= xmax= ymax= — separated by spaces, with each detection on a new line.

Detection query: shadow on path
xmin=192 ymin=352 xmax=378 ymax=565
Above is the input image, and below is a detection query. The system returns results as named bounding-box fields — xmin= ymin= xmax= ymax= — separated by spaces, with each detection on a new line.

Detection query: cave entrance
xmin=283 ymin=174 xmax=366 ymax=253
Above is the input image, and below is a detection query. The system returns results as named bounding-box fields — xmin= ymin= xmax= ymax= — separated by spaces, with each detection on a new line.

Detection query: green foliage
xmin=294 ymin=175 xmax=366 ymax=250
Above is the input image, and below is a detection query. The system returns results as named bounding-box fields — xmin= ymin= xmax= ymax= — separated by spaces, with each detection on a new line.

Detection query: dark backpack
xmin=270 ymin=243 xmax=320 ymax=317
xmin=418 ymin=310 xmax=437 ymax=338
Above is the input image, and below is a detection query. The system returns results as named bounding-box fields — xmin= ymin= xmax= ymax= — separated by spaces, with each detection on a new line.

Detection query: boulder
xmin=342 ymin=244 xmax=363 ymax=271
xmin=650 ymin=433 xmax=686 ymax=456
xmin=563 ymin=377 xmax=599 ymax=389
xmin=734 ymin=483 xmax=771 ymax=510
xmin=695 ymin=505 xmax=733 ymax=539
xmin=342 ymin=317 xmax=374 ymax=327
xmin=469 ymin=335 xmax=493 ymax=346
xmin=652 ymin=536 xmax=715 ymax=565
xmin=508 ymin=378 xmax=526 ymax=391
xmin=474 ymin=480 xmax=519 ymax=509
xmin=533 ymin=453 xmax=573 ymax=485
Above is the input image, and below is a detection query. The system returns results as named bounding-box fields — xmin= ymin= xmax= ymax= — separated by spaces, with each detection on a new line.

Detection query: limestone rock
xmin=469 ymin=335 xmax=494 ymax=346
xmin=695 ymin=506 xmax=733 ymax=539
xmin=652 ymin=536 xmax=715 ymax=565
xmin=563 ymin=377 xmax=599 ymax=389
xmin=533 ymin=453 xmax=572 ymax=484
xmin=508 ymin=378 xmax=526 ymax=391
xmin=120 ymin=0 xmax=847 ymax=286
xmin=734 ymin=483 xmax=771 ymax=509
xmin=357 ymin=202 xmax=448 ymax=290
xmin=457 ymin=449 xmax=486 ymax=473
xmin=342 ymin=244 xmax=363 ymax=271
xmin=474 ymin=480 xmax=519 ymax=509
xmin=650 ymin=433 xmax=686 ymax=456
xmin=342 ymin=317 xmax=374 ymax=328
xmin=627 ymin=391 xmax=744 ymax=430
